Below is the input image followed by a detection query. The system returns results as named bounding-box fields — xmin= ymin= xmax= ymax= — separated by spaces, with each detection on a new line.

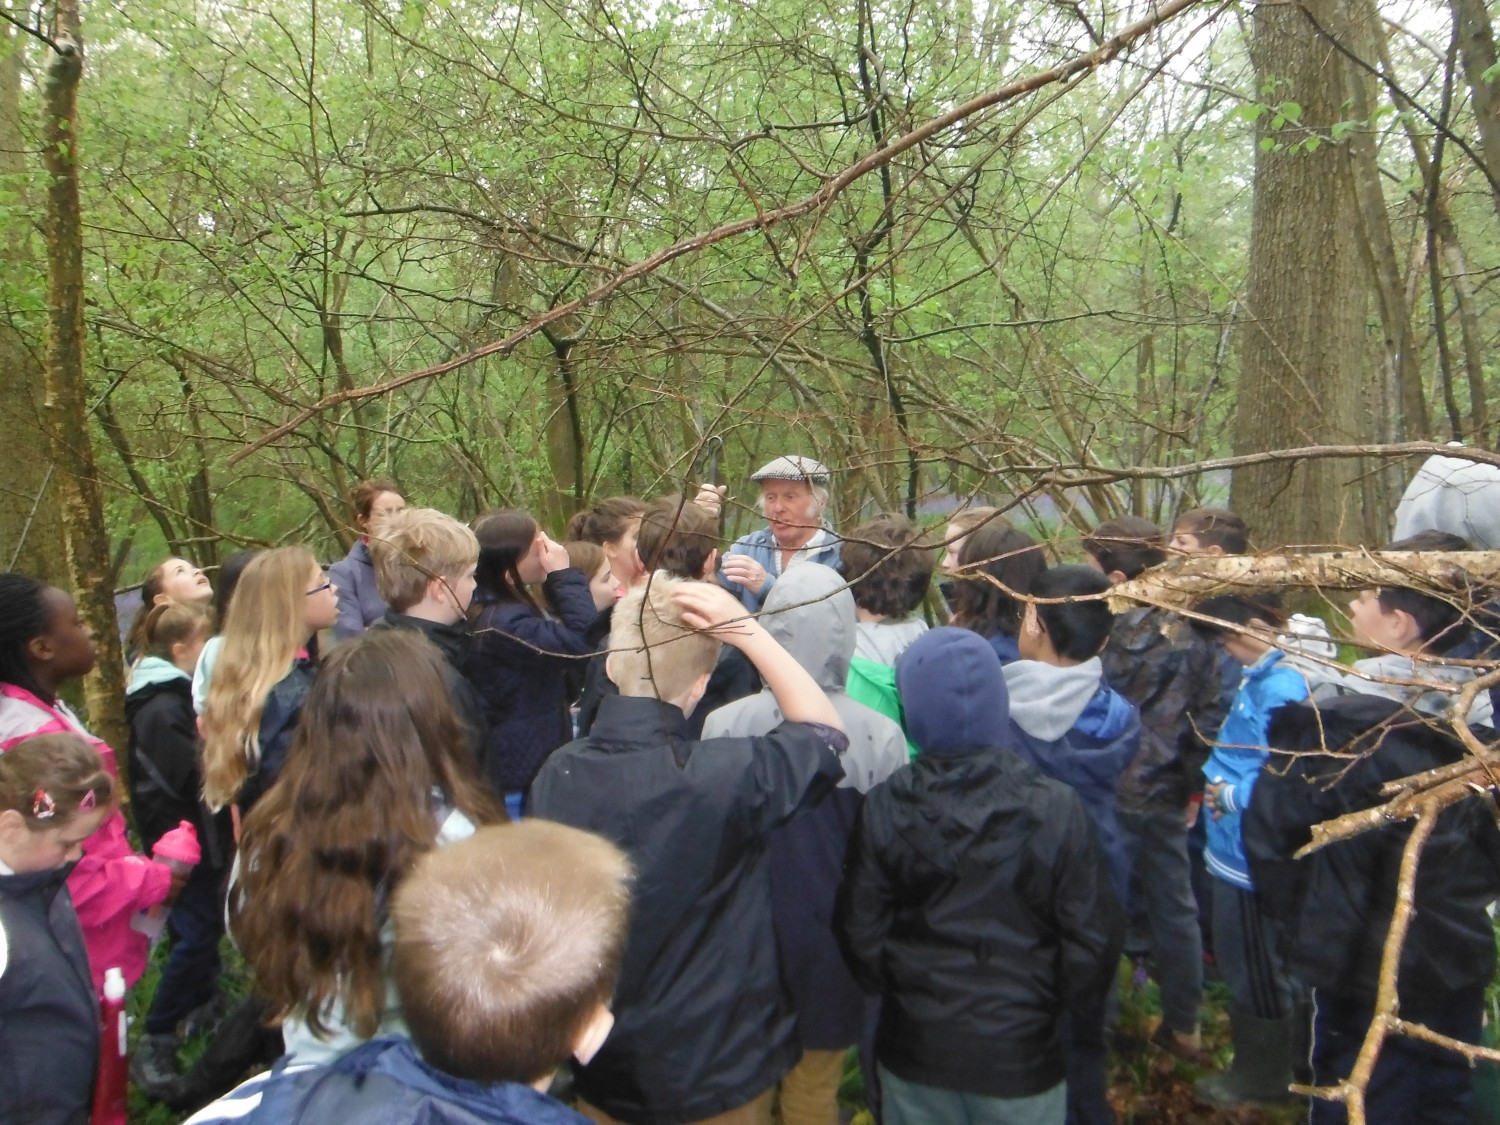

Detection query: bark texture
xmin=1231 ymin=0 xmax=1383 ymax=549
xmin=42 ymin=0 xmax=129 ymax=753
xmin=0 ymin=20 xmax=65 ymax=576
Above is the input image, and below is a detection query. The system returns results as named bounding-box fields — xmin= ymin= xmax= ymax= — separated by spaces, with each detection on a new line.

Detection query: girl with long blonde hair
xmin=200 ymin=547 xmax=339 ymax=812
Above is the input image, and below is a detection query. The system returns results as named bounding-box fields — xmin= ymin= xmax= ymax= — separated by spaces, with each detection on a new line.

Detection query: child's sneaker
xmin=130 ymin=1031 xmax=182 ymax=1100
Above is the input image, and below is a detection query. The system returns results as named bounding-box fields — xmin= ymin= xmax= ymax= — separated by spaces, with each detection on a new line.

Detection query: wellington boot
xmin=1194 ymin=1010 xmax=1297 ymax=1107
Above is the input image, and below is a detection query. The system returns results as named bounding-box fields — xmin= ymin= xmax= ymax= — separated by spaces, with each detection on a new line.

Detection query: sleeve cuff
xmin=801 ymin=721 xmax=850 ymax=755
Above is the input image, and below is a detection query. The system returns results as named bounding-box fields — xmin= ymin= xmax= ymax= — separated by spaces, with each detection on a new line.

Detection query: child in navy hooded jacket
xmin=997 ymin=565 xmax=1137 ymax=1125
xmin=1000 ymin=566 xmax=1138 ymax=900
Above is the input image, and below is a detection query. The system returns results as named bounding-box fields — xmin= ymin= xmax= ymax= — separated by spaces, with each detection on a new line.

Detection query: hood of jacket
xmin=1002 ymin=657 xmax=1106 ymax=741
xmin=127 ymin=655 xmax=189 ymax=696
xmin=759 ymin=563 xmax=855 ymax=691
xmin=895 ymin=627 xmax=1009 ymax=756
xmin=260 ymin=1036 xmax=589 ymax=1125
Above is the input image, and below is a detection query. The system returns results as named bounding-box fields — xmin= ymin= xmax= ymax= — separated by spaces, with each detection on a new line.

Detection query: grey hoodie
xmin=1393 ymin=449 xmax=1500 ymax=549
xmin=1314 ymin=652 xmax=1494 ymax=728
xmin=703 ymin=564 xmax=905 ymax=793
xmin=1002 ymin=657 xmax=1108 ymax=741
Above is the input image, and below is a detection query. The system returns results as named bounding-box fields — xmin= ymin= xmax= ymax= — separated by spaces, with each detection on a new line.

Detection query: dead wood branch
xmin=1107 ymin=550 xmax=1500 ymax=613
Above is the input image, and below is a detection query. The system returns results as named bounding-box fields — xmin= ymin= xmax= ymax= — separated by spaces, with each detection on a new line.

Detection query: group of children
xmin=1 ymin=460 xmax=1498 ymax=1125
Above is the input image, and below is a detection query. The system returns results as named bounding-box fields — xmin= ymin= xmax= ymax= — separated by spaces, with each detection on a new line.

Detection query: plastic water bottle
xmin=90 ymin=966 xmax=128 ymax=1125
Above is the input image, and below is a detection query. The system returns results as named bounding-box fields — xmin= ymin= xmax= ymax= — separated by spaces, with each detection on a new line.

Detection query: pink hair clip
xmin=78 ymin=789 xmax=97 ymax=813
xmin=31 ymin=789 xmax=57 ymax=820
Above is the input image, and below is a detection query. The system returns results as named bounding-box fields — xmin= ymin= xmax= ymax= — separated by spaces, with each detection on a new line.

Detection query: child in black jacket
xmin=837 ymin=627 xmax=1122 ymax=1125
xmin=1247 ymin=697 xmax=1500 ymax=1124
xmin=531 ymin=575 xmax=847 ymax=1125
xmin=126 ymin=600 xmax=234 ymax=1093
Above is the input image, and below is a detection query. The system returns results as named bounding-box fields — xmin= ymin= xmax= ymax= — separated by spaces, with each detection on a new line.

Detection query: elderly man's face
xmin=761 ymin=479 xmax=819 ymax=548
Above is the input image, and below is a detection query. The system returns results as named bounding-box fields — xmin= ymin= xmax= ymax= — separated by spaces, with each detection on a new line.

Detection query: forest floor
xmin=127 ymin=948 xmax=1308 ymax=1124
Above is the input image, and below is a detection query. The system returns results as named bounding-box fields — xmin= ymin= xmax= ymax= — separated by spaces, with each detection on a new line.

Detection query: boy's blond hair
xmin=608 ymin=575 xmax=722 ymax=702
xmin=392 ymin=822 xmax=634 ymax=1085
xmin=369 ymin=508 xmax=479 ymax=613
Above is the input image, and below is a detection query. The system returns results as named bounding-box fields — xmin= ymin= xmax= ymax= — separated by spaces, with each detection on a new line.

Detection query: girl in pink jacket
xmin=0 ymin=572 xmax=174 ymax=991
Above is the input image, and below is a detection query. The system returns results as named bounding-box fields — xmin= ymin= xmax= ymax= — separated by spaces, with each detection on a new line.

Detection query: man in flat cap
xmin=710 ymin=455 xmax=841 ymax=611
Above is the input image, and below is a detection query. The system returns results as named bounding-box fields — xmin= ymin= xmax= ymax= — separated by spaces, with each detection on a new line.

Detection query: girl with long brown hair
xmin=231 ymin=628 xmax=503 ymax=1064
xmin=200 ymin=547 xmax=339 ymax=812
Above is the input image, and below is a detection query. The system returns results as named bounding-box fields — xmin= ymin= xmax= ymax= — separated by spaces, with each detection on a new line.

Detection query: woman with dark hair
xmin=232 ymin=629 xmax=504 ymax=1065
xmin=949 ymin=523 xmax=1047 ymax=663
xmin=327 ymin=479 xmax=407 ymax=640
xmin=463 ymin=509 xmax=600 ymax=815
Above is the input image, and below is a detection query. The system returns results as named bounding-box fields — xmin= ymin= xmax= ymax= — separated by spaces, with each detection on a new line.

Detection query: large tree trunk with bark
xmin=41 ymin=0 xmax=129 ymax=753
xmin=1231 ymin=0 xmax=1383 ymax=550
xmin=1451 ymin=0 xmax=1500 ymax=225
xmin=0 ymin=19 xmax=66 ymax=577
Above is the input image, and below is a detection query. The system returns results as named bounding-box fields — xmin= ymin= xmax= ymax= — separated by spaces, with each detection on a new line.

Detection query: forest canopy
xmin=0 ymin=0 xmax=1495 ymax=573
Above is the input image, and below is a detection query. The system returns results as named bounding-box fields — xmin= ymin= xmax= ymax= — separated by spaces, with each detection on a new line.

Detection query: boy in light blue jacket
xmin=1189 ymin=594 xmax=1309 ymax=1109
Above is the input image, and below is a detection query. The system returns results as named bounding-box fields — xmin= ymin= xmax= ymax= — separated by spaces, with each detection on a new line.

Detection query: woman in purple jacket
xmin=328 ymin=479 xmax=407 ymax=640
xmin=463 ymin=510 xmax=601 ymax=816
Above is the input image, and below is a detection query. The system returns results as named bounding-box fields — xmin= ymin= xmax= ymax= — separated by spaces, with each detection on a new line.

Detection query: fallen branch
xmin=1107 ymin=550 xmax=1500 ymax=613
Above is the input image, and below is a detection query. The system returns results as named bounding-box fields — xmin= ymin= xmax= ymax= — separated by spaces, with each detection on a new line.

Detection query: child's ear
xmin=1204 ymin=544 xmax=1226 ymax=557
xmin=700 ymin=549 xmax=719 ymax=580
xmin=0 ymin=807 xmax=26 ymax=840
xmin=572 ymin=1004 xmax=614 ymax=1067
xmin=1390 ymin=607 xmax=1424 ymax=649
xmin=25 ymin=634 xmax=53 ymax=664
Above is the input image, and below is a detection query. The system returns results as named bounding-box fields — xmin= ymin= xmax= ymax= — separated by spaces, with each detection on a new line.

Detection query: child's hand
xmin=1204 ymin=782 xmax=1225 ymax=820
xmin=672 ymin=582 xmax=762 ymax=643
xmin=539 ymin=534 xmax=571 ymax=574
xmin=693 ymin=484 xmax=726 ymax=516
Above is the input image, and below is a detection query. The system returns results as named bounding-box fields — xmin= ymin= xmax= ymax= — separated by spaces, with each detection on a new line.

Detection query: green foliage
xmin=2 ymin=0 xmax=1493 ymax=570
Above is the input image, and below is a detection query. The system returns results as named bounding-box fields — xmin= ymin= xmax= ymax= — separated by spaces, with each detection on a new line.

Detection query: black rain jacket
xmin=836 ymin=747 xmax=1123 ymax=1099
xmin=530 ymin=695 xmax=845 ymax=1125
xmin=1100 ymin=606 xmax=1227 ymax=812
xmin=1246 ymin=694 xmax=1500 ymax=1001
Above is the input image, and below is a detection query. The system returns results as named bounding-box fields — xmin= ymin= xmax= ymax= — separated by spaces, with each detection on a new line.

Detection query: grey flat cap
xmin=750 ymin=455 xmax=831 ymax=484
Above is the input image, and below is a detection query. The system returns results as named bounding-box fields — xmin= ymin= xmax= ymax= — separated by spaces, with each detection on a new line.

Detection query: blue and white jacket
xmin=183 ymin=1036 xmax=590 ymax=1125
xmin=1203 ymin=649 xmax=1309 ymax=890
xmin=723 ymin=526 xmax=841 ymax=611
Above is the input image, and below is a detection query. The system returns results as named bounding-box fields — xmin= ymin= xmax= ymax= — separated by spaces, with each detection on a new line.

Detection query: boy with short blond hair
xmin=532 ymin=575 xmax=848 ymax=1125
xmin=368 ymin=507 xmax=489 ymax=768
xmin=370 ymin=507 xmax=480 ymax=617
xmin=392 ymin=822 xmax=633 ymax=1089
xmin=183 ymin=822 xmax=633 ymax=1125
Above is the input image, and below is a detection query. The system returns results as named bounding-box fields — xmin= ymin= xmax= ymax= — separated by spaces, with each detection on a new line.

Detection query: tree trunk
xmin=0 ymin=16 xmax=65 ymax=577
xmin=41 ymin=0 xmax=128 ymax=753
xmin=1451 ymin=0 xmax=1500 ymax=225
xmin=1231 ymin=0 xmax=1382 ymax=550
